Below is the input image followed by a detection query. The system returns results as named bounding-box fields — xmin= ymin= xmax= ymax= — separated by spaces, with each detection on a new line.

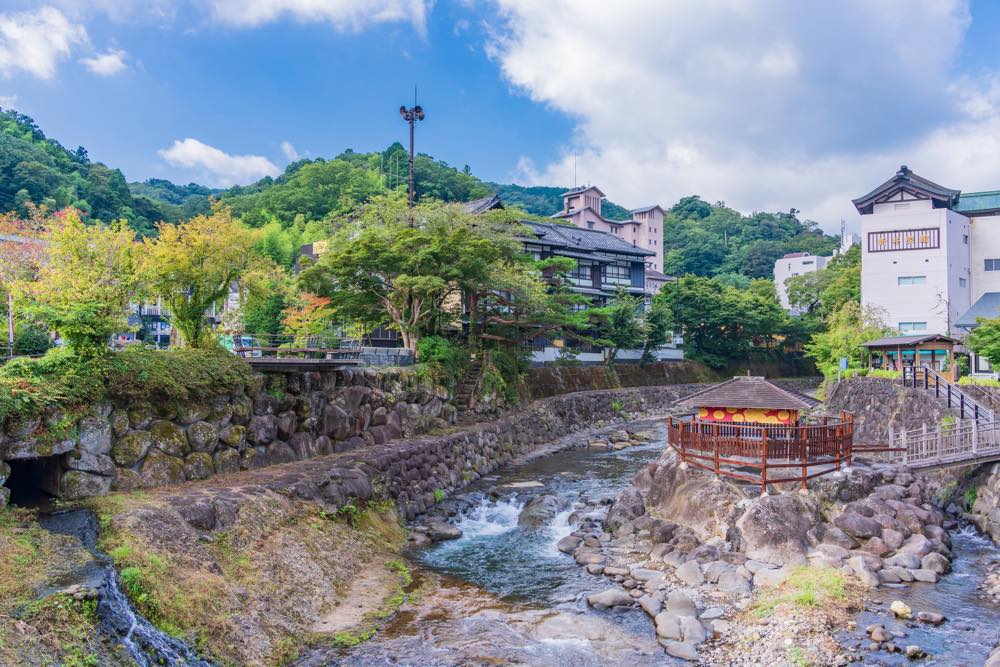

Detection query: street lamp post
xmin=398 ymin=102 xmax=425 ymax=209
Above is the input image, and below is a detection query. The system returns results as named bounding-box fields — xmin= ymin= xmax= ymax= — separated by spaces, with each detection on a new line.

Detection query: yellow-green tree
xmin=18 ymin=210 xmax=141 ymax=355
xmin=142 ymin=205 xmax=260 ymax=348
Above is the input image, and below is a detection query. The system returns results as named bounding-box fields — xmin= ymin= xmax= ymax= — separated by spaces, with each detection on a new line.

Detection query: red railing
xmin=666 ymin=412 xmax=857 ymax=493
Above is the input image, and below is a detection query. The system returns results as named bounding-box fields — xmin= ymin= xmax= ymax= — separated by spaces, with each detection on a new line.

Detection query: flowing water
xmin=316 ymin=421 xmax=678 ymax=666
xmin=844 ymin=525 xmax=1000 ymax=665
xmin=38 ymin=509 xmax=215 ymax=667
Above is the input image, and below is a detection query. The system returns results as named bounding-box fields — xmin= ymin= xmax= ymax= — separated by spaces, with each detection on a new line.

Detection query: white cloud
xmin=488 ymin=1 xmax=1000 ymax=231
xmin=281 ymin=140 xmax=300 ymax=161
xmin=0 ymin=94 xmax=17 ymax=108
xmin=159 ymin=138 xmax=280 ymax=186
xmin=80 ymin=48 xmax=127 ymax=76
xmin=209 ymin=0 xmax=431 ymax=35
xmin=0 ymin=7 xmax=88 ymax=79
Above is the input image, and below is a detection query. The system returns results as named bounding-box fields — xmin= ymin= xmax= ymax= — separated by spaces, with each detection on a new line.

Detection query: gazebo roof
xmin=680 ymin=376 xmax=819 ymax=411
xmin=862 ymin=334 xmax=959 ymax=348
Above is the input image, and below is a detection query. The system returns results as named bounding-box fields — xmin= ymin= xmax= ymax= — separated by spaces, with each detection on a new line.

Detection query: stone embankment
xmin=0 ymin=367 xmax=456 ymax=506
xmin=560 ymin=452 xmax=954 ymax=663
xmin=824 ymin=377 xmax=959 ymax=444
xmin=967 ymin=461 xmax=1000 ymax=543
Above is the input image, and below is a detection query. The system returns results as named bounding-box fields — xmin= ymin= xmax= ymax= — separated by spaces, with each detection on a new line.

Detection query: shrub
xmin=958 ymin=376 xmax=1000 ymax=387
xmin=12 ymin=324 xmax=51 ymax=356
xmin=415 ymin=335 xmax=466 ymax=388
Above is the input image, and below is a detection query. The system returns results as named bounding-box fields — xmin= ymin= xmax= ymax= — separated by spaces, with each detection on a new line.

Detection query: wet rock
xmin=905 ymin=645 xmax=926 ymax=659
xmin=557 ymin=535 xmax=582 ymax=553
xmin=868 ymin=624 xmax=890 ymax=642
xmin=586 ymin=563 xmax=604 ymax=575
xmin=916 ymin=611 xmax=945 ymax=625
xmin=890 ymin=600 xmax=912 ymax=619
xmin=587 ymin=588 xmax=633 ymax=609
xmin=425 ymin=518 xmax=462 ymax=541
xmin=518 ymin=494 xmax=561 ymax=529
xmin=920 ymin=552 xmax=950 ymax=575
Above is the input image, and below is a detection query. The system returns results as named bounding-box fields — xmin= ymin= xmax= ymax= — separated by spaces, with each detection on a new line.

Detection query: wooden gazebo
xmin=863 ymin=334 xmax=960 ymax=381
xmin=667 ymin=376 xmax=855 ymax=494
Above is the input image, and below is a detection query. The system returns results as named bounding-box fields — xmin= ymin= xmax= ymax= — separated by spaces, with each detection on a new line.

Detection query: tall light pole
xmin=399 ymin=99 xmax=425 ymax=209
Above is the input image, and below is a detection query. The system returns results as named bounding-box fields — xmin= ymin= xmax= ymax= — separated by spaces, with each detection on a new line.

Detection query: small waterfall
xmin=100 ymin=568 xmax=215 ymax=667
xmin=453 ymin=495 xmax=525 ymax=537
xmin=38 ymin=510 xmax=215 ymax=667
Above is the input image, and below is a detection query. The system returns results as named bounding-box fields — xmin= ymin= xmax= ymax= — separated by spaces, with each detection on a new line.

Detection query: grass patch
xmin=966 ymin=487 xmax=978 ymax=510
xmin=753 ymin=566 xmax=847 ymax=618
xmin=958 ymin=376 xmax=1000 ymax=387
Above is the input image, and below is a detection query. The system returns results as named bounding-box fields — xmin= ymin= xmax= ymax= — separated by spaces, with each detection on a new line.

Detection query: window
xmin=960 ymin=277 xmax=967 ymax=288
xmin=801 ymin=260 xmax=814 ymax=265
xmin=964 ymin=234 xmax=969 ymax=244
xmin=898 ymin=322 xmax=928 ymax=333
xmin=587 ymin=222 xmax=595 ymax=229
xmin=897 ymin=276 xmax=927 ymax=285
xmin=603 ymin=262 xmax=631 ymax=285
xmin=986 ymin=258 xmax=1000 ymax=271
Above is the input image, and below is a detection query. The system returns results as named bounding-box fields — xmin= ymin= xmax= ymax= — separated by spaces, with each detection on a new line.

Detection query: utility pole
xmin=399 ymin=89 xmax=425 ymax=209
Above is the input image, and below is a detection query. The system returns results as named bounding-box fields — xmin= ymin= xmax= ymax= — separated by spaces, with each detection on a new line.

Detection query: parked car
xmin=219 ymin=334 xmax=262 ymax=358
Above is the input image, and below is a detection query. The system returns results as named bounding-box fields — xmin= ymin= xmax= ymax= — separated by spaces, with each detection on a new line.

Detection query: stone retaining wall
xmin=0 ymin=367 xmax=455 ymax=505
xmin=155 ymin=383 xmax=706 ymax=529
xmin=968 ymin=462 xmax=1000 ymax=543
xmin=823 ymin=377 xmax=958 ymax=445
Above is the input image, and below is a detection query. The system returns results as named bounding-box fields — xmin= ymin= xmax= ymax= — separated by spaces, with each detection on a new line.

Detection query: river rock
xmin=703 ymin=560 xmax=733 ymax=583
xmin=587 ymin=588 xmax=633 ymax=609
xmin=909 ymin=568 xmax=938 ymax=583
xmin=638 ymin=595 xmax=661 ymax=617
xmin=605 ymin=486 xmax=646 ymax=533
xmin=834 ymin=512 xmax=883 ymax=540
xmin=630 ymin=568 xmax=666 ymax=584
xmin=920 ymin=552 xmax=951 ymax=575
xmin=679 ymin=616 xmax=706 ymax=644
xmin=717 ymin=570 xmax=752 ymax=595
xmin=675 ymin=560 xmax=705 ymax=586
xmin=665 ymin=590 xmax=697 ymax=617
xmin=664 ymin=641 xmax=699 ymax=662
xmin=846 ymin=556 xmax=880 ymax=589
xmin=885 ymin=553 xmax=921 ymax=570
xmin=557 ymin=535 xmax=582 ymax=553
xmin=753 ymin=566 xmax=790 ymax=588
xmin=916 ymin=611 xmax=945 ymax=625
xmin=882 ymin=528 xmax=904 ymax=551
xmin=900 ymin=534 xmax=933 ymax=558
xmin=906 ymin=646 xmax=927 ymax=660
xmin=425 ymin=518 xmax=462 ymax=541
xmin=736 ymin=492 xmax=820 ymax=566
xmin=518 ymin=494 xmax=561 ymax=529
xmin=890 ymin=600 xmax=912 ymax=619
xmin=655 ymin=612 xmax=682 ymax=640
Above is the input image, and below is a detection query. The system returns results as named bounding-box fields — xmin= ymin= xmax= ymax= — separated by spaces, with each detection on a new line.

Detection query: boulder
xmin=753 ymin=566 xmax=790 ymax=588
xmin=149 ymin=420 xmax=190 ymax=457
xmin=77 ymin=416 xmax=112 ymax=455
xmin=425 ymin=518 xmax=462 ymax=541
xmin=916 ymin=611 xmax=945 ymax=625
xmin=518 ymin=495 xmax=561 ymax=529
xmin=881 ymin=528 xmax=904 ymax=551
xmin=646 ymin=456 xmax=742 ymax=541
xmin=860 ymin=536 xmax=889 ymax=556
xmin=899 ymin=534 xmax=933 ymax=558
xmin=655 ymin=612 xmax=682 ymax=640
xmin=717 ymin=570 xmax=751 ymax=595
xmin=110 ymin=468 xmax=143 ymax=493
xmin=65 ymin=450 xmax=115 ymax=476
xmin=890 ymin=600 xmax=912 ymax=619
xmin=219 ymin=425 xmax=247 ymax=450
xmin=920 ymin=552 xmax=951 ymax=575
xmin=820 ymin=526 xmax=859 ymax=550
xmin=736 ymin=492 xmax=821 ymax=566
xmin=111 ymin=431 xmax=152 ymax=467
xmin=605 ymin=487 xmax=645 ymax=533
xmin=675 ymin=560 xmax=705 ymax=586
xmin=60 ymin=470 xmax=112 ymax=499
xmin=184 ymin=452 xmax=214 ymax=481
xmin=834 ymin=511 xmax=883 ymax=540
xmin=885 ymin=553 xmax=921 ymax=570
xmin=679 ymin=616 xmax=706 ymax=644
xmin=664 ymin=641 xmax=699 ymax=662
xmin=664 ymin=590 xmax=697 ymax=617
xmin=109 ymin=410 xmax=129 ymax=437
xmin=140 ymin=451 xmax=186 ymax=487
xmin=246 ymin=415 xmax=277 ymax=446
xmin=638 ymin=595 xmax=662 ymax=617
xmin=557 ymin=535 xmax=582 ymax=553
xmin=846 ymin=556 xmax=880 ymax=589
xmin=909 ymin=568 xmax=938 ymax=583
xmin=587 ymin=588 xmax=633 ymax=609
xmin=186 ymin=421 xmax=219 ymax=453
xmin=703 ymin=560 xmax=733 ymax=583
xmin=213 ymin=448 xmax=241 ymax=475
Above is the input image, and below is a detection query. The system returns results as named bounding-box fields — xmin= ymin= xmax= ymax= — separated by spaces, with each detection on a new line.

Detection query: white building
xmin=854 ymin=166 xmax=1000 ymax=368
xmin=773 ymin=252 xmax=830 ymax=313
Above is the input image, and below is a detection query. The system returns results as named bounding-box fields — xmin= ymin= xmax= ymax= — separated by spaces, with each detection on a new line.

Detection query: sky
xmin=2 ymin=1 xmax=1000 ymax=232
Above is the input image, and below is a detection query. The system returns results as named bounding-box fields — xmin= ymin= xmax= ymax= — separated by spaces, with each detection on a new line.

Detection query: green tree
xmin=592 ymin=288 xmax=646 ymax=365
xmin=142 ymin=205 xmax=260 ymax=347
xmin=18 ymin=211 xmax=142 ymax=355
xmin=967 ymin=317 xmax=1000 ymax=368
xmin=641 ymin=299 xmax=674 ymax=363
xmin=804 ymin=301 xmax=891 ymax=376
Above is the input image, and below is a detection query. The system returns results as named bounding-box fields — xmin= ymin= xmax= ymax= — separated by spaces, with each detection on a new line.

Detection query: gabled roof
xmin=463 ymin=194 xmax=504 ymax=214
xmin=861 ymin=334 xmax=960 ymax=348
xmin=561 ymin=185 xmax=605 ymax=198
xmin=956 ymin=190 xmax=1000 ymax=216
xmin=956 ymin=292 xmax=1000 ymax=330
xmin=645 ymin=269 xmax=673 ymax=281
xmin=518 ymin=221 xmax=654 ymax=257
xmin=630 ymin=204 xmax=665 ymax=215
xmin=680 ymin=376 xmax=820 ymax=411
xmin=781 ymin=252 xmax=810 ymax=259
xmin=852 ymin=165 xmax=960 ymax=215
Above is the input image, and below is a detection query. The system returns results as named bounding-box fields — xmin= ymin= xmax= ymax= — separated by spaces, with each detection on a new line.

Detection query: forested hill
xmin=0 ymin=109 xmax=839 ymax=278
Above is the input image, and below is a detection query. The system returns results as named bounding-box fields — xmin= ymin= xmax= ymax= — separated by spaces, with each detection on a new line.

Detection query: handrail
xmin=901 ymin=366 xmax=995 ymax=423
xmin=667 ymin=412 xmax=859 ymax=494
xmin=889 ymin=416 xmax=1000 ymax=468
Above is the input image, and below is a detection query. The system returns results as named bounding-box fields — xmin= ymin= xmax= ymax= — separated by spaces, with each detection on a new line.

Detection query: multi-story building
xmin=854 ymin=166 xmax=1000 ymax=373
xmin=773 ymin=252 xmax=831 ymax=314
xmin=551 ymin=185 xmax=666 ymax=273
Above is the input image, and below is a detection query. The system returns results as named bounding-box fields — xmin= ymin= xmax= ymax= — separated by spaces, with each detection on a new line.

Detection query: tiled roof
xmin=853 ymin=165 xmax=960 ymax=214
xmin=862 ymin=334 xmax=959 ymax=347
xmin=630 ymin=205 xmax=665 ymax=215
xmin=680 ymin=376 xmax=820 ymax=410
xmin=561 ymin=185 xmax=606 ymax=198
xmin=519 ymin=221 xmax=654 ymax=256
xmin=956 ymin=190 xmax=1000 ymax=215
xmin=781 ymin=252 xmax=810 ymax=259
xmin=957 ymin=292 xmax=1000 ymax=329
xmin=463 ymin=194 xmax=504 ymax=214
xmin=646 ymin=269 xmax=673 ymax=281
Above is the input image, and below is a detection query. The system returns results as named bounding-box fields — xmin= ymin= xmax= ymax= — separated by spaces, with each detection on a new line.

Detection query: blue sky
xmin=2 ymin=1 xmax=1000 ymax=230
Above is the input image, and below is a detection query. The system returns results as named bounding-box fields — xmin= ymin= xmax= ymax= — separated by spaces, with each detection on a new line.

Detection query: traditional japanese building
xmin=679 ymin=376 xmax=819 ymax=425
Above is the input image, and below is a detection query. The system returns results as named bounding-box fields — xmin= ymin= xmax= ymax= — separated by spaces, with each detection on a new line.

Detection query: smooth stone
xmin=664 ymin=641 xmax=699 ymax=662
xmin=675 ymin=560 xmax=705 ymax=586
xmin=587 ymin=588 xmax=633 ymax=610
xmin=665 ymin=590 xmax=697 ymax=617
xmin=890 ymin=600 xmax=912 ymax=619
xmin=638 ymin=595 xmax=662 ymax=617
